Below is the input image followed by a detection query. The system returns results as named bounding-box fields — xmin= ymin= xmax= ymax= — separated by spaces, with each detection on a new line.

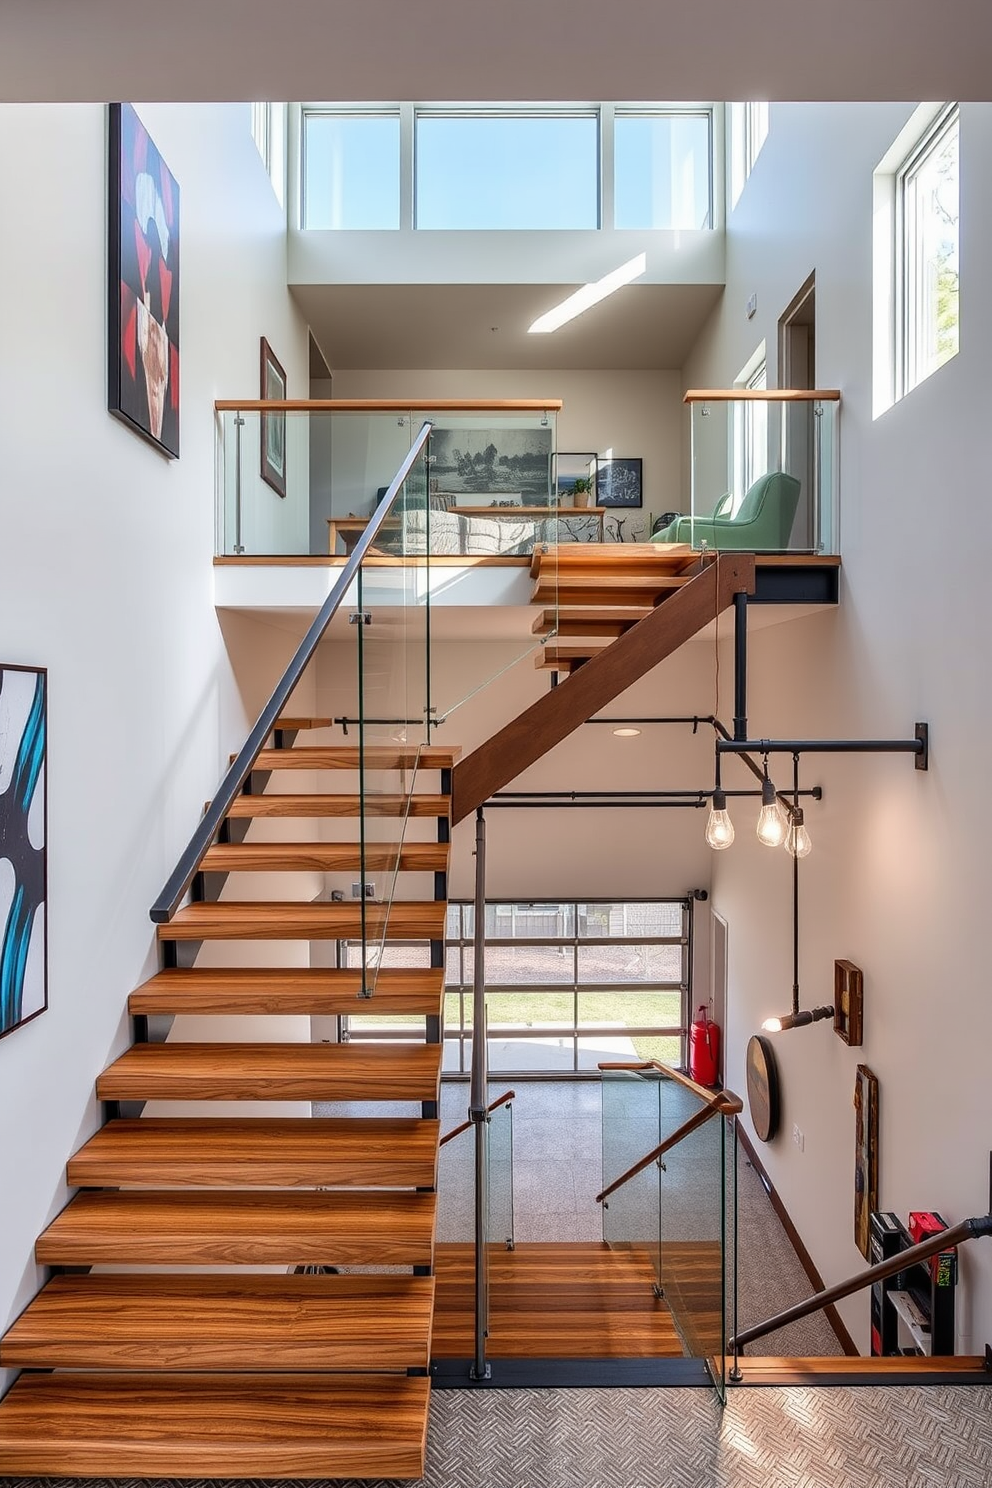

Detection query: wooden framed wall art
xmin=854 ymin=1063 xmax=879 ymax=1259
xmin=0 ymin=665 xmax=48 ymax=1039
xmin=260 ymin=337 xmax=288 ymax=497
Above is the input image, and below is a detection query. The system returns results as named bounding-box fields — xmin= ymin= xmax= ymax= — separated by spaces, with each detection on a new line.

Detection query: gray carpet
xmin=4 ymin=1383 xmax=991 ymax=1488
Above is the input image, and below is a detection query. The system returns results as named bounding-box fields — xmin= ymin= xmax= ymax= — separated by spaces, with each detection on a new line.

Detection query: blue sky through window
xmin=416 ymin=114 xmax=598 ymax=230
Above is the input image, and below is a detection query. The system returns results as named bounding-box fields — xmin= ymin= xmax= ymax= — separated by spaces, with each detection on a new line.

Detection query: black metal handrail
xmin=730 ymin=1213 xmax=992 ymax=1352
xmin=149 ymin=420 xmax=434 ymax=923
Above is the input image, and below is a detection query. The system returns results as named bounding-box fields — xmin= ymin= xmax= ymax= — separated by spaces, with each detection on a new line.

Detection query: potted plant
xmin=571 ymin=475 xmax=593 ymax=509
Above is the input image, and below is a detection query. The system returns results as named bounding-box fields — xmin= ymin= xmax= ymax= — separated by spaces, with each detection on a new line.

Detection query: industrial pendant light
xmin=705 ymin=786 xmax=735 ymax=849
xmin=756 ymin=766 xmax=789 ymax=848
xmin=784 ymin=804 xmax=812 ymax=858
xmin=762 ymin=1005 xmax=833 ymax=1032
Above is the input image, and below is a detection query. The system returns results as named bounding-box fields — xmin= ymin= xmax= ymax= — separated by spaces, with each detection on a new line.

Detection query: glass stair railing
xmin=598 ymin=1061 xmax=741 ymax=1402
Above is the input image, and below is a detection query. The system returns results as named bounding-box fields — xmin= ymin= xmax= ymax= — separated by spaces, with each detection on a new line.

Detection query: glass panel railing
xmin=216 ymin=407 xmax=416 ymax=558
xmin=215 ymin=403 xmax=564 ymax=561
xmin=600 ymin=1068 xmax=662 ymax=1267
xmin=657 ymin=391 xmax=840 ymax=555
xmin=599 ymin=1062 xmax=739 ymax=1403
xmin=215 ymin=401 xmax=563 ymax=734
xmin=487 ymin=1092 xmax=515 ymax=1254
xmin=655 ymin=1074 xmax=728 ymax=1397
xmin=422 ymin=411 xmax=560 ymax=726
xmin=351 ymin=437 xmax=433 ymax=997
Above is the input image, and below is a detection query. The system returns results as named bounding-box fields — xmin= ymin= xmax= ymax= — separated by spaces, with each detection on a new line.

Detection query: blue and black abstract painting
xmin=0 ymin=665 xmax=47 ymax=1039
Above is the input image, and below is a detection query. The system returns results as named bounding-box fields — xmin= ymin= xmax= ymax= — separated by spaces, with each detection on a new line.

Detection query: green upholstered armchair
xmin=650 ymin=471 xmax=802 ymax=551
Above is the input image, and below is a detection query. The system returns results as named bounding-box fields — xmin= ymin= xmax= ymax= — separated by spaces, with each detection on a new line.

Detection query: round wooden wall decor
xmin=745 ymin=1033 xmax=781 ymax=1143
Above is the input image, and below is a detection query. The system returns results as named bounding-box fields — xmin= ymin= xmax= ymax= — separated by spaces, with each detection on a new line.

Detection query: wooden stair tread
xmin=129 ymin=966 xmax=444 ymax=1017
xmin=225 ymin=792 xmax=450 ymax=818
xmin=67 ymin=1116 xmax=440 ymax=1189
xmin=734 ymin=1355 xmax=990 ymax=1383
xmin=531 ymin=607 xmax=651 ymax=637
xmin=251 ymin=745 xmax=459 ymax=769
xmin=530 ymin=542 xmax=696 ymax=576
xmin=37 ymin=1190 xmax=436 ymax=1267
xmin=0 ymin=1274 xmax=434 ymax=1371
xmin=157 ymin=900 xmax=446 ymax=941
xmin=0 ymin=1372 xmax=429 ymax=1478
xmin=96 ymin=1041 xmax=442 ymax=1103
xmin=201 ymin=840 xmax=449 ymax=873
xmin=536 ymin=644 xmax=609 ymax=671
xmin=532 ymin=574 xmax=689 ymax=605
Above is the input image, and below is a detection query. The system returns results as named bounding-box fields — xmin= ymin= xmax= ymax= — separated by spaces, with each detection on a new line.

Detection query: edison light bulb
xmin=705 ymin=788 xmax=735 ymax=850
xmin=785 ymin=808 xmax=812 ymax=858
xmin=756 ymin=777 xmax=789 ymax=847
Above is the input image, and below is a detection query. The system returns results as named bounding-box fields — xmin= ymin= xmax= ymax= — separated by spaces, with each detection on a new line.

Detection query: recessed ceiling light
xmin=612 ymin=726 xmax=642 ymax=738
xmin=528 ymin=253 xmax=647 ymax=335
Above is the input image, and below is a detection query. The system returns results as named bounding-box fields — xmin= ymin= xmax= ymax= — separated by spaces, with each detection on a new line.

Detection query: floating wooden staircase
xmin=451 ymin=546 xmax=755 ymax=823
xmin=0 ymin=735 xmax=457 ymax=1480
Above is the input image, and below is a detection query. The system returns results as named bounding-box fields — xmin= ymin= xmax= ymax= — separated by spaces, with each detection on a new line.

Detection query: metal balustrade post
xmin=470 ymin=807 xmax=490 ymax=1380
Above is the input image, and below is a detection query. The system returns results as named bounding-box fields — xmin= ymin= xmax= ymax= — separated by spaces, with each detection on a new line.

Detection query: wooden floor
xmin=433 ymin=1242 xmax=684 ymax=1358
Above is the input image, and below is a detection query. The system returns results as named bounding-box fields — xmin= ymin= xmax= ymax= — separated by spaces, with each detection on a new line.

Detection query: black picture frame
xmin=260 ymin=336 xmax=287 ymax=498
xmin=597 ymin=456 xmax=643 ymax=508
xmin=107 ymin=103 xmax=181 ymax=459
xmin=0 ymin=664 xmax=48 ymax=1041
xmin=553 ymin=452 xmax=599 ymax=508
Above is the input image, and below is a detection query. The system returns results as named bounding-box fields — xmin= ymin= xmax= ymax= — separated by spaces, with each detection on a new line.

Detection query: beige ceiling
xmin=293 ymin=282 xmax=724 ymax=373
xmin=3 ymin=0 xmax=991 ymax=102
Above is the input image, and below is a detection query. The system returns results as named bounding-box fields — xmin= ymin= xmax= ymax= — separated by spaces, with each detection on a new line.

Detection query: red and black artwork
xmin=108 ymin=103 xmax=180 ymax=458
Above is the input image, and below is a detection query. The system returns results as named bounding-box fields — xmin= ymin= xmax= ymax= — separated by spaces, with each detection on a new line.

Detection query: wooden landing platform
xmin=432 ymin=1241 xmax=683 ymax=1359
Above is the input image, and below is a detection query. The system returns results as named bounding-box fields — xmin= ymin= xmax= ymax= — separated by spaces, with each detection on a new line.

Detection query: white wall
xmin=685 ymin=102 xmax=992 ymax=1350
xmin=330 ymin=369 xmax=686 ymax=535
xmin=0 ymin=102 xmax=308 ymax=1381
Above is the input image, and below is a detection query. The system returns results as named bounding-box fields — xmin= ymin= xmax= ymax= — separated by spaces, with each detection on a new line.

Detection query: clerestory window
xmin=897 ymin=105 xmax=959 ymax=399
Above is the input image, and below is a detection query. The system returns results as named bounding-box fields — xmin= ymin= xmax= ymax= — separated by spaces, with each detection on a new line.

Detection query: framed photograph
xmin=554 ymin=452 xmax=598 ymax=508
xmin=0 ymin=665 xmax=48 ymax=1040
xmin=430 ymin=425 xmax=552 ymax=502
xmin=260 ymin=337 xmax=287 ymax=497
xmin=108 ymin=103 xmax=180 ymax=458
xmin=597 ymin=456 xmax=643 ymax=508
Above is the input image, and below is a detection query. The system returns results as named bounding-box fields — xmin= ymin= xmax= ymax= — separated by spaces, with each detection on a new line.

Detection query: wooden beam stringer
xmin=450 ymin=554 xmax=755 ymax=826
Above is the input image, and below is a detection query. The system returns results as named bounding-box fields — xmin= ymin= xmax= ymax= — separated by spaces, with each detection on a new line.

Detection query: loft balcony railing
xmin=654 ymin=390 xmax=841 ymax=555
xmin=214 ymin=398 xmax=564 ymax=561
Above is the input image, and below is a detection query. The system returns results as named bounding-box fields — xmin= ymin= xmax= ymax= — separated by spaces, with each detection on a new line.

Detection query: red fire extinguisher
xmin=688 ymin=1004 xmax=721 ymax=1087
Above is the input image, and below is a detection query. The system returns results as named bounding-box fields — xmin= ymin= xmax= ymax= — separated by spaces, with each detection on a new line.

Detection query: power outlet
xmin=351 ymin=881 xmax=376 ymax=900
xmin=792 ymin=1123 xmax=805 ymax=1152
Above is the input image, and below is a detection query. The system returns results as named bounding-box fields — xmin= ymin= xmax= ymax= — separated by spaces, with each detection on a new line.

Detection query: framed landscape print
xmin=108 ymin=103 xmax=181 ymax=458
xmin=597 ymin=456 xmax=643 ymax=507
xmin=430 ymin=425 xmax=552 ymax=503
xmin=0 ymin=665 xmax=48 ymax=1040
xmin=260 ymin=337 xmax=288 ymax=497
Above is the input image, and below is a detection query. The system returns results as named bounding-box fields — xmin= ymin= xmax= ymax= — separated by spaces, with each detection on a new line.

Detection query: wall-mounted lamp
xmin=762 ymin=1005 xmax=834 ymax=1033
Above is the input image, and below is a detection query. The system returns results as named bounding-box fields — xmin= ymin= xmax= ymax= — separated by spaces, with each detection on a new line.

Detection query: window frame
xmin=612 ymin=107 xmax=714 ymax=231
xmin=413 ymin=107 xmax=602 ymax=231
xmin=895 ymin=103 xmax=960 ymax=401
xmin=300 ymin=106 xmax=403 ymax=231
xmin=441 ymin=897 xmax=691 ymax=1077
xmin=297 ymin=103 xmax=717 ymax=237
